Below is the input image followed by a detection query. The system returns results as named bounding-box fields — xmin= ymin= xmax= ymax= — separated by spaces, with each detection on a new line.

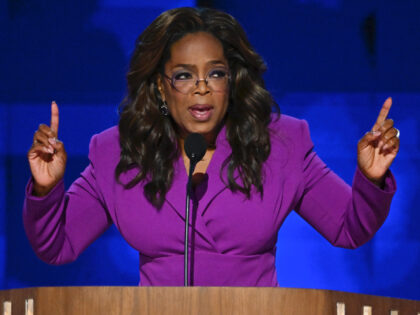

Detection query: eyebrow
xmin=171 ymin=60 xmax=228 ymax=69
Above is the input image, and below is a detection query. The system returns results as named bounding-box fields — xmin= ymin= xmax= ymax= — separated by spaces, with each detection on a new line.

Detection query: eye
xmin=208 ymin=69 xmax=228 ymax=79
xmin=174 ymin=71 xmax=193 ymax=81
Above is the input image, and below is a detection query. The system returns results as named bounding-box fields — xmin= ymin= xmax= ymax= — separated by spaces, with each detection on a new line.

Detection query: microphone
xmin=183 ymin=133 xmax=207 ymax=286
xmin=185 ymin=133 xmax=207 ymax=165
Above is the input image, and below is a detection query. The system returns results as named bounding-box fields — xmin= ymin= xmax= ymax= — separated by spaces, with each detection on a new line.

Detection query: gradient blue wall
xmin=1 ymin=0 xmax=419 ymax=300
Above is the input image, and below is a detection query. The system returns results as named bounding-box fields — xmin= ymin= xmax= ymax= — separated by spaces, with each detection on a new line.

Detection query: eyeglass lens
xmin=171 ymin=68 xmax=229 ymax=94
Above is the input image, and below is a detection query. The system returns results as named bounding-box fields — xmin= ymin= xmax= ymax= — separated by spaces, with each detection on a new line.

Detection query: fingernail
xmin=48 ymin=137 xmax=56 ymax=145
xmin=371 ymin=130 xmax=381 ymax=136
xmin=43 ymin=147 xmax=54 ymax=154
xmin=383 ymin=144 xmax=388 ymax=151
xmin=48 ymin=145 xmax=54 ymax=153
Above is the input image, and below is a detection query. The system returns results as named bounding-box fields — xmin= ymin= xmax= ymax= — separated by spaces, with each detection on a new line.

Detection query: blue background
xmin=1 ymin=0 xmax=419 ymax=300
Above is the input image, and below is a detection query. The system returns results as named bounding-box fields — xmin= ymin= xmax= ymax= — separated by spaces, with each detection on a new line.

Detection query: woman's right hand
xmin=28 ymin=101 xmax=67 ymax=196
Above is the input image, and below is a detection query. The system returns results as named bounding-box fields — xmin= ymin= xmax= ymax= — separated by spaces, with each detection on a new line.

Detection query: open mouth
xmin=188 ymin=104 xmax=214 ymax=121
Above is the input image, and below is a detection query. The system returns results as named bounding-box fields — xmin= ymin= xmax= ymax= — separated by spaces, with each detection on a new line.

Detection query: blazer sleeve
xmin=23 ymin=134 xmax=113 ymax=264
xmin=294 ymin=119 xmax=397 ymax=249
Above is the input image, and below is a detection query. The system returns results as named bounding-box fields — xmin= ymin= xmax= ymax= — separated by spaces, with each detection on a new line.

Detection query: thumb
xmin=49 ymin=138 xmax=66 ymax=159
xmin=358 ymin=130 xmax=381 ymax=150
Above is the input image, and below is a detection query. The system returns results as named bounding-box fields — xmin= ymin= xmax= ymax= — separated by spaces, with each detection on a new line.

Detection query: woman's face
xmin=158 ymin=31 xmax=230 ymax=144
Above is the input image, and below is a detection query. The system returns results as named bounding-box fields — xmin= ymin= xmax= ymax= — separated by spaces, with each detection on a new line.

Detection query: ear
xmin=157 ymin=75 xmax=166 ymax=102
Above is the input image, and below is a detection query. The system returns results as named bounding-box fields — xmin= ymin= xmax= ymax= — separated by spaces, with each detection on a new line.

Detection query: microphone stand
xmin=184 ymin=158 xmax=196 ymax=287
xmin=183 ymin=132 xmax=207 ymax=287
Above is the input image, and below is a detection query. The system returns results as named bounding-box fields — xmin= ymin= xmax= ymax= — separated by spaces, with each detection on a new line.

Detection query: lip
xmin=188 ymin=104 xmax=214 ymax=121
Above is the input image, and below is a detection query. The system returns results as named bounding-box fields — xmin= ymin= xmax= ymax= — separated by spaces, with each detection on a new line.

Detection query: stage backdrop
xmin=1 ymin=0 xmax=419 ymax=300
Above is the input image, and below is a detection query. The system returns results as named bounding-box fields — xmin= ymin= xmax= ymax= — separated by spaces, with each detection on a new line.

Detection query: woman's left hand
xmin=357 ymin=97 xmax=400 ymax=186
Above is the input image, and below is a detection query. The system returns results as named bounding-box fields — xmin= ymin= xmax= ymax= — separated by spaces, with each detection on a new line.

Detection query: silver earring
xmin=160 ymin=101 xmax=169 ymax=116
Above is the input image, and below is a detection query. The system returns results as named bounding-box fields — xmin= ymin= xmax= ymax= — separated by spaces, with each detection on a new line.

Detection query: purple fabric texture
xmin=23 ymin=115 xmax=396 ymax=286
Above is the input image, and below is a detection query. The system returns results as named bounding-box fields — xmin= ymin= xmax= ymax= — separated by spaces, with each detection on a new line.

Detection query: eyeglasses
xmin=162 ymin=68 xmax=230 ymax=94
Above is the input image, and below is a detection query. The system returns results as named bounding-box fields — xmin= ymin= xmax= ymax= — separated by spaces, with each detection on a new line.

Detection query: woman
xmin=25 ymin=7 xmax=399 ymax=286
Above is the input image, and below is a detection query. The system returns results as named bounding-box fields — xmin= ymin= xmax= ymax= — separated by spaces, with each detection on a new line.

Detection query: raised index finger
xmin=50 ymin=101 xmax=59 ymax=135
xmin=372 ymin=97 xmax=392 ymax=131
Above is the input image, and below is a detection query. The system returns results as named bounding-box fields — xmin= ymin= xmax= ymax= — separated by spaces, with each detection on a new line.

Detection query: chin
xmin=185 ymin=121 xmax=220 ymax=139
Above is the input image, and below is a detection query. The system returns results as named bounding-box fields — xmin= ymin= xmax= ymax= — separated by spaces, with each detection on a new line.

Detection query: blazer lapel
xmin=164 ymin=126 xmax=235 ymax=252
xmin=196 ymin=129 xmax=232 ymax=217
xmin=164 ymin=155 xmax=220 ymax=251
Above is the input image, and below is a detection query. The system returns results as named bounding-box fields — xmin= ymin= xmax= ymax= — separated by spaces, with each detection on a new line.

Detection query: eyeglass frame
xmin=161 ymin=68 xmax=231 ymax=95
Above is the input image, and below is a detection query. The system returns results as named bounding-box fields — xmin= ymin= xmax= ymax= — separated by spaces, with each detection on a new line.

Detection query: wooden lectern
xmin=1 ymin=287 xmax=419 ymax=315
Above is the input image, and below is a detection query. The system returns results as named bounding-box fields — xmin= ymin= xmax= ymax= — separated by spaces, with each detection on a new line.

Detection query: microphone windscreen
xmin=184 ymin=133 xmax=207 ymax=163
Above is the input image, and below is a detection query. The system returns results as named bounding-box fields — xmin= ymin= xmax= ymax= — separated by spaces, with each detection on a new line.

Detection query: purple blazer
xmin=23 ymin=115 xmax=396 ymax=286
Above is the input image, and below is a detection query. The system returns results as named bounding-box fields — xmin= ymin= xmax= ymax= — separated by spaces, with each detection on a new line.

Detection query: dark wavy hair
xmin=116 ymin=7 xmax=280 ymax=208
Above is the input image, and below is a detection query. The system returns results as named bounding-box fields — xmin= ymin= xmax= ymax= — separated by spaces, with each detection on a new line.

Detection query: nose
xmin=194 ymin=78 xmax=210 ymax=95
